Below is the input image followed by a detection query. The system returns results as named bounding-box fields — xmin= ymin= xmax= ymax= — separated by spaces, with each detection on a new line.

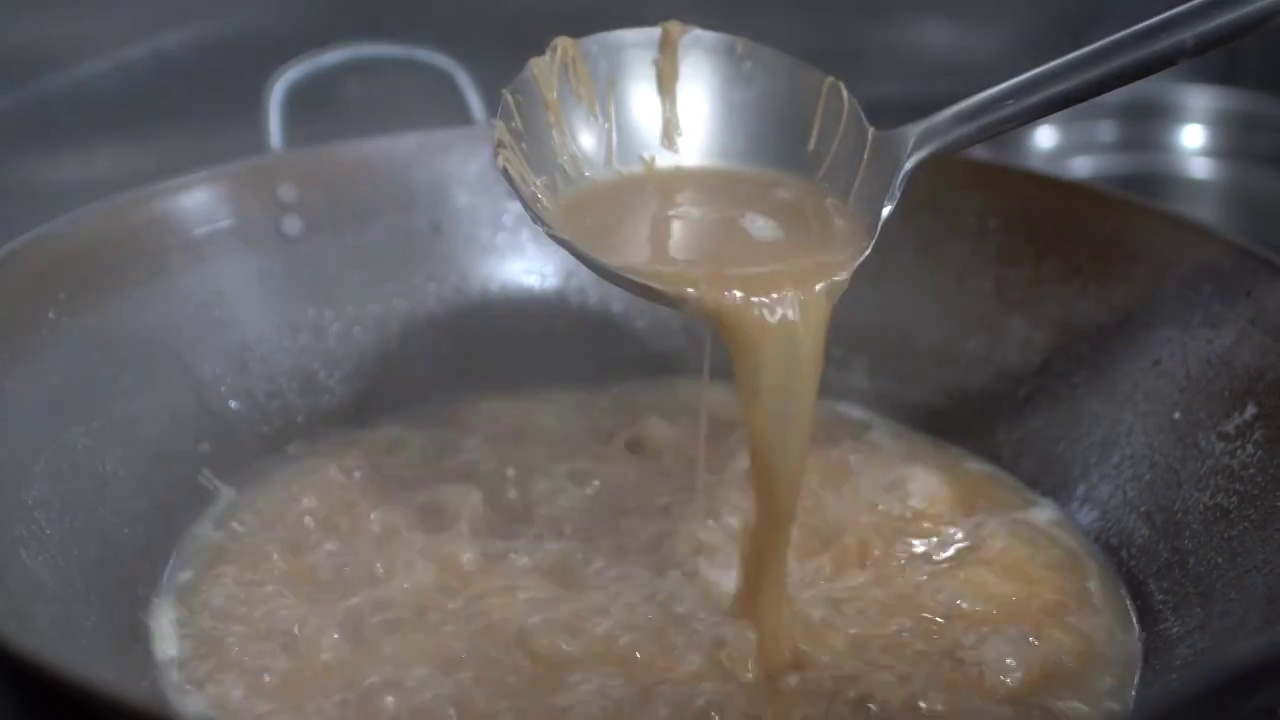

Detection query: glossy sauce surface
xmin=152 ymin=380 xmax=1140 ymax=719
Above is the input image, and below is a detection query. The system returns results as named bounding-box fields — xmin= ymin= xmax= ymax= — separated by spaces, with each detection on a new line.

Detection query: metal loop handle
xmin=262 ymin=41 xmax=489 ymax=152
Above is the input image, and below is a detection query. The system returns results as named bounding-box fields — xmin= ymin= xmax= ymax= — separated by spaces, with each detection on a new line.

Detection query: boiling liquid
xmin=151 ymin=380 xmax=1140 ymax=719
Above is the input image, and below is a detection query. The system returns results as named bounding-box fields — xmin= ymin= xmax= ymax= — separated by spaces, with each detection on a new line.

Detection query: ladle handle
xmin=903 ymin=0 xmax=1280 ymax=167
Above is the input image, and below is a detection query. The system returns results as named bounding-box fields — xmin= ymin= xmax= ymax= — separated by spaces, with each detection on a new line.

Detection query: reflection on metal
xmin=1032 ymin=124 xmax=1062 ymax=150
xmin=971 ymin=81 xmax=1280 ymax=251
xmin=1179 ymin=122 xmax=1209 ymax=151
xmin=160 ymin=182 xmax=239 ymax=239
xmin=262 ymin=41 xmax=489 ymax=152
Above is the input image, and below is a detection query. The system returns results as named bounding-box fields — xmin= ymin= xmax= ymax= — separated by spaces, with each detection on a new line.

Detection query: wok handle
xmin=261 ymin=41 xmax=490 ymax=152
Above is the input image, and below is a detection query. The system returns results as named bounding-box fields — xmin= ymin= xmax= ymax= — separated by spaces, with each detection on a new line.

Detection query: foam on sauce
xmin=152 ymin=380 xmax=1139 ymax=719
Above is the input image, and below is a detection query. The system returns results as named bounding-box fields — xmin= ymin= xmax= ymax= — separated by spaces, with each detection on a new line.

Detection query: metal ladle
xmin=496 ymin=0 xmax=1280 ymax=309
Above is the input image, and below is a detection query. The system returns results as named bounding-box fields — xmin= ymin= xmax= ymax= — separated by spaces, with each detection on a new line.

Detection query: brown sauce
xmin=151 ymin=381 xmax=1140 ymax=719
xmin=548 ymin=167 xmax=863 ymax=673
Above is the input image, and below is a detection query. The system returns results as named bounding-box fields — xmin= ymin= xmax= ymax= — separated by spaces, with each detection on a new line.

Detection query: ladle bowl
xmin=495 ymin=0 xmax=1280 ymax=309
xmin=496 ymin=24 xmax=873 ymax=307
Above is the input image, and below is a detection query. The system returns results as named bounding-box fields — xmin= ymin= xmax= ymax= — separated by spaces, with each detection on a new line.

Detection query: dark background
xmin=2 ymin=0 xmax=1279 ymax=717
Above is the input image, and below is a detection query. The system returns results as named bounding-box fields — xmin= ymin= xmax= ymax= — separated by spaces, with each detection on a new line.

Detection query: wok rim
xmin=0 ymin=123 xmax=1276 ymax=717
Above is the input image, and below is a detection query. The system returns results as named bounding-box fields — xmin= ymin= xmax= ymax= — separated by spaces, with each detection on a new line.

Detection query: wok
xmin=3 ymin=45 xmax=1280 ymax=720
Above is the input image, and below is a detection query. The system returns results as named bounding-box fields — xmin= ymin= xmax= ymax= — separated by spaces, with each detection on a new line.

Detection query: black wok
xmin=1 ymin=121 xmax=1279 ymax=717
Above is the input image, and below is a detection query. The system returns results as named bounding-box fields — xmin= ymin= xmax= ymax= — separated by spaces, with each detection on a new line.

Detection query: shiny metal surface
xmin=4 ymin=0 xmax=1246 ymax=245
xmin=263 ymin=41 xmax=491 ymax=151
xmin=494 ymin=25 xmax=876 ymax=309
xmin=5 ymin=123 xmax=1280 ymax=718
xmin=497 ymin=4 xmax=1280 ymax=308
xmin=970 ymin=81 xmax=1280 ymax=248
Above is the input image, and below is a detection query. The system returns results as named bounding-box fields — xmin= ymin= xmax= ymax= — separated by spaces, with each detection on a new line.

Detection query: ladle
xmin=495 ymin=0 xmax=1280 ymax=309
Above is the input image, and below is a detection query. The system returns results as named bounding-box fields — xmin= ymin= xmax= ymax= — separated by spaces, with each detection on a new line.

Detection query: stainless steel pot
xmin=970 ymin=80 xmax=1280 ymax=249
xmin=2 ymin=45 xmax=1280 ymax=719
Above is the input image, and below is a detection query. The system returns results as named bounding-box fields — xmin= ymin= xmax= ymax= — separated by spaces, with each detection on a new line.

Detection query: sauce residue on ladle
xmin=655 ymin=20 xmax=690 ymax=152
